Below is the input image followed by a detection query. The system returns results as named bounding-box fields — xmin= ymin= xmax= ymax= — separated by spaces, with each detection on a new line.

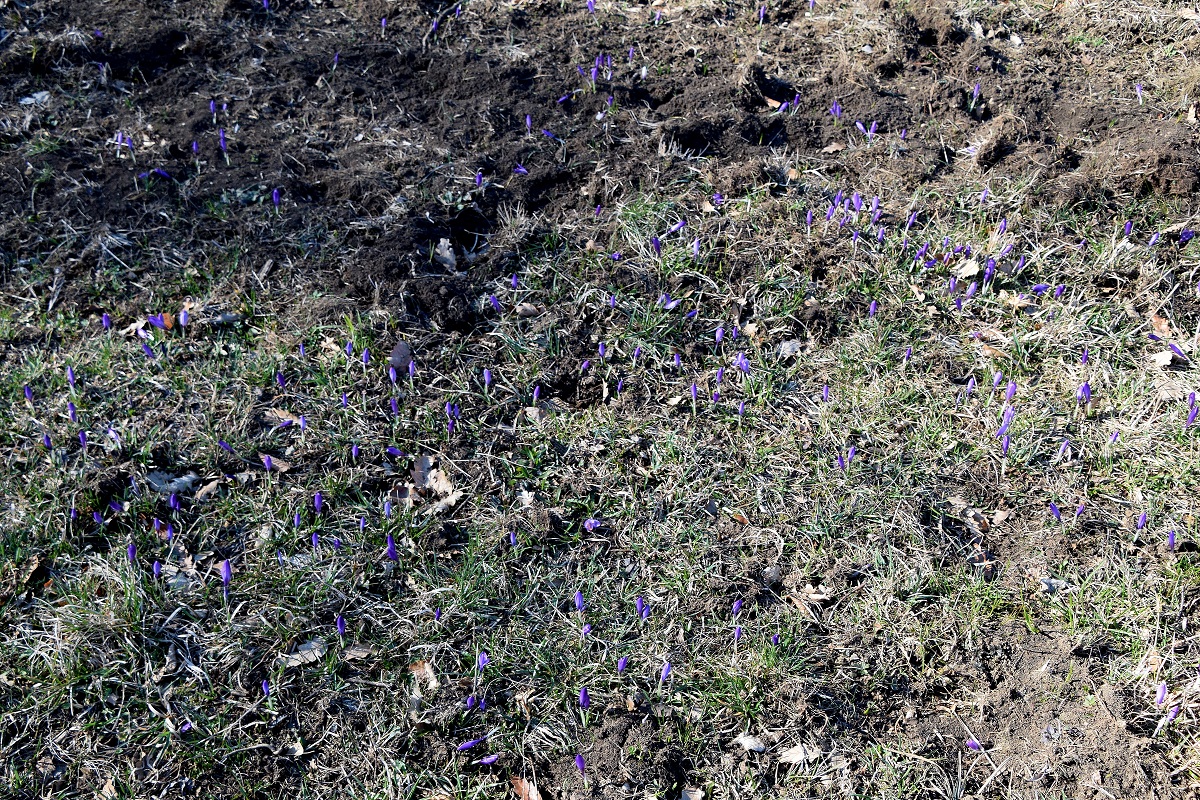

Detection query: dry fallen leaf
xmin=778 ymin=340 xmax=803 ymax=359
xmin=275 ymin=639 xmax=327 ymax=668
xmin=980 ymin=344 xmax=1010 ymax=360
xmin=408 ymin=659 xmax=440 ymax=692
xmin=264 ymin=408 xmax=301 ymax=426
xmin=821 ymin=141 xmax=846 ymax=154
xmin=510 ymin=776 xmax=541 ymax=800
xmin=258 ymin=453 xmax=291 ymax=473
xmin=1150 ymin=313 xmax=1172 ymax=338
xmin=194 ymin=478 xmax=221 ymax=501
xmin=515 ymin=302 xmax=543 ymax=318
xmin=681 ymin=789 xmax=705 ymax=800
xmin=342 ymin=644 xmax=374 ymax=661
xmin=433 ymin=238 xmax=457 ymax=270
xmin=734 ymin=732 xmax=767 ymax=752
xmin=779 ymin=742 xmax=821 ymax=765
xmin=1151 ymin=351 xmax=1176 ymax=369
xmin=429 ymin=490 xmax=465 ymax=515
xmin=729 ymin=511 xmax=750 ymax=525
xmin=955 ymin=259 xmax=980 ymax=279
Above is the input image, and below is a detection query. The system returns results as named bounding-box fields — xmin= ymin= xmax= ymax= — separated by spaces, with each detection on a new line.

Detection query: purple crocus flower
xmin=386 ymin=534 xmax=397 ymax=561
xmin=617 ymin=656 xmax=628 ymax=673
xmin=966 ymin=738 xmax=982 ymax=752
xmin=1049 ymin=502 xmax=1062 ymax=522
xmin=221 ymin=559 xmax=232 ymax=594
xmin=1157 ymin=682 xmax=1168 ymax=706
xmin=127 ymin=542 xmax=136 ymax=562
xmin=579 ymin=687 xmax=590 ymax=708
xmin=1168 ymin=530 xmax=1177 ymax=551
xmin=660 ymin=662 xmax=671 ymax=682
xmin=734 ymin=626 xmax=742 ymax=642
xmin=868 ymin=300 xmax=877 ymax=317
xmin=337 ymin=615 xmax=346 ymax=636
xmin=574 ymin=591 xmax=585 ymax=612
xmin=1137 ymin=512 xmax=1147 ymax=530
xmin=478 ymin=651 xmax=490 ymax=670
xmin=458 ymin=736 xmax=487 ymax=751
xmin=732 ymin=599 xmax=743 ymax=616
xmin=575 ymin=754 xmax=586 ymax=775
xmin=1077 ymin=382 xmax=1092 ymax=404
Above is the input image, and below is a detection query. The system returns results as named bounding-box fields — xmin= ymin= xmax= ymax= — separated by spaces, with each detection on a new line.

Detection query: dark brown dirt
xmin=4 ymin=0 xmax=1198 ymax=322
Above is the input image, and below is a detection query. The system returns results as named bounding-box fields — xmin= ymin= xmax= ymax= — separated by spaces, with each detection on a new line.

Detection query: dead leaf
xmin=990 ymin=507 xmax=1012 ymax=527
xmin=408 ymin=659 xmax=440 ymax=691
xmin=729 ymin=511 xmax=750 ymax=525
xmin=411 ymin=455 xmax=455 ymax=495
xmin=764 ymin=96 xmax=782 ymax=109
xmin=389 ymin=339 xmax=413 ymax=371
xmin=1151 ymin=351 xmax=1176 ymax=369
xmin=429 ymin=490 xmax=464 ymax=515
xmin=1002 ymin=290 xmax=1032 ymax=310
xmin=275 ymin=639 xmax=327 ymax=668
xmin=258 ymin=453 xmax=291 ymax=473
xmin=195 ymin=478 xmax=222 ymax=501
xmin=145 ymin=471 xmax=199 ymax=495
xmin=277 ymin=739 xmax=304 ymax=757
xmin=515 ymin=302 xmax=543 ymax=317
xmin=264 ymin=408 xmax=301 ymax=426
xmin=1150 ymin=313 xmax=1172 ymax=338
xmin=734 ymin=732 xmax=767 ymax=752
xmin=511 ymin=777 xmax=541 ymax=800
xmin=801 ymin=583 xmax=831 ymax=602
xmin=955 ymin=259 xmax=980 ymax=279
xmin=99 ymin=777 xmax=118 ymax=800
xmin=820 ymin=141 xmax=846 ymax=154
xmin=980 ymin=344 xmax=1010 ymax=360
xmin=433 ymin=238 xmax=457 ymax=270
xmin=779 ymin=742 xmax=821 ymax=765
xmin=909 ymin=283 xmax=926 ymax=302
xmin=342 ymin=644 xmax=374 ymax=661
xmin=681 ymin=789 xmax=705 ymax=800
xmin=777 ymin=340 xmax=803 ymax=359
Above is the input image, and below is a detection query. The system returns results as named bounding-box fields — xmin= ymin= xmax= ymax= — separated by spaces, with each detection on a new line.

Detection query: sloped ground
xmin=2 ymin=0 xmax=1200 ymax=797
